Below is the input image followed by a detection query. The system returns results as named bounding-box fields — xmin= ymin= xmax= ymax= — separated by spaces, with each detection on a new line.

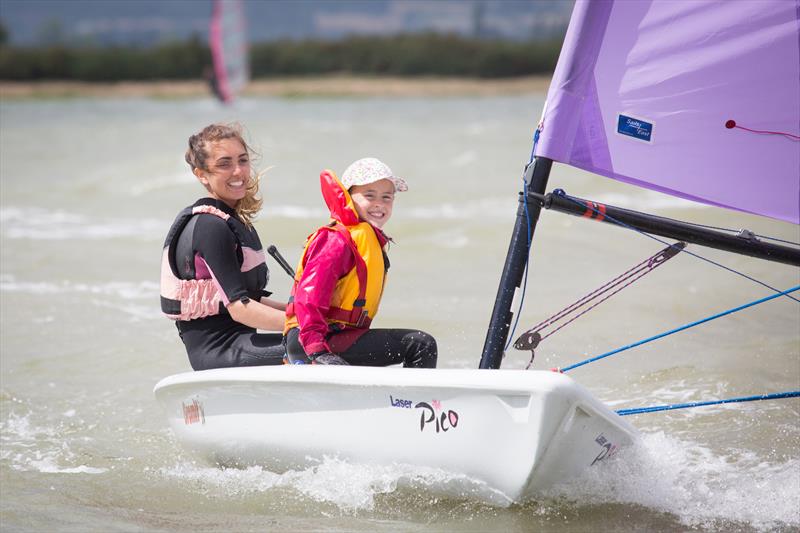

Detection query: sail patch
xmin=617 ymin=114 xmax=654 ymax=143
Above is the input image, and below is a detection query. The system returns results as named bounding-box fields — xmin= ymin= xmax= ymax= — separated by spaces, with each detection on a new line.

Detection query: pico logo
xmin=182 ymin=399 xmax=205 ymax=425
xmin=415 ymin=399 xmax=460 ymax=434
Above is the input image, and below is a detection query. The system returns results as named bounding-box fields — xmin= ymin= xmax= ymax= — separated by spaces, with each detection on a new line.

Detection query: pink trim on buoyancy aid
xmin=160 ymin=204 xmax=266 ymax=321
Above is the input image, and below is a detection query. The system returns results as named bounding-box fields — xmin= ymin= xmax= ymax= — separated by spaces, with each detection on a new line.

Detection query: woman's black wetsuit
xmin=168 ymin=198 xmax=284 ymax=370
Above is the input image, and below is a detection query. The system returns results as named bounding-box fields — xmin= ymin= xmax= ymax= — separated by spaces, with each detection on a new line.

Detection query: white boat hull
xmin=154 ymin=366 xmax=637 ymax=504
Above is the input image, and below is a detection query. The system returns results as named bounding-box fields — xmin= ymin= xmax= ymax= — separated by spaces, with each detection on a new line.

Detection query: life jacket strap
xmin=284 ymin=222 xmax=376 ymax=329
xmin=327 ymin=305 xmax=372 ymax=328
xmin=354 ymin=309 xmax=371 ymax=328
xmin=330 ymin=223 xmax=368 ymax=307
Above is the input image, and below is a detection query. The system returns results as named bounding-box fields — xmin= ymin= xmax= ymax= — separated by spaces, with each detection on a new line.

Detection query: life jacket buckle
xmin=355 ymin=309 xmax=369 ymax=328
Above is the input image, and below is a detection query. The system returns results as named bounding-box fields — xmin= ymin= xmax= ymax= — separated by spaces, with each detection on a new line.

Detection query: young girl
xmin=160 ymin=123 xmax=286 ymax=370
xmin=284 ymin=157 xmax=438 ymax=367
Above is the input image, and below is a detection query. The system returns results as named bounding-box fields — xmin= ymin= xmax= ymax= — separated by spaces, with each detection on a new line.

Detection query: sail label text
xmin=617 ymin=114 xmax=654 ymax=143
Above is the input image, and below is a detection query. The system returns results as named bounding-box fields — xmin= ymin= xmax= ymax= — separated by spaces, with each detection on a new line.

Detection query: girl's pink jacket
xmin=291 ymin=170 xmax=389 ymax=355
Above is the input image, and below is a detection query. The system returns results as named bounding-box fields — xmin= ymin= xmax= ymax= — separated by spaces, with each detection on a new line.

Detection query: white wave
xmin=544 ymin=430 xmax=800 ymax=531
xmin=261 ymin=205 xmax=327 ymax=219
xmin=0 ymin=276 xmax=159 ymax=301
xmin=0 ymin=207 xmax=83 ymax=225
xmin=415 ymin=230 xmax=469 ymax=248
xmin=0 ymin=276 xmax=162 ymax=321
xmin=261 ymin=199 xmax=517 ymax=221
xmin=1 ymin=206 xmax=168 ymax=241
xmin=160 ymin=456 xmax=511 ymax=511
xmin=128 ymin=172 xmax=194 ymax=196
xmin=27 ymin=457 xmax=108 ymax=475
xmin=92 ymin=300 xmax=163 ymax=322
xmin=403 ymin=199 xmax=515 ymax=220
xmin=0 ymin=412 xmax=108 ymax=475
xmin=0 ymin=411 xmax=56 ymax=443
xmin=465 ymin=123 xmax=488 ymax=136
xmin=290 ymin=457 xmax=511 ymax=509
xmin=449 ymin=151 xmax=477 ymax=167
xmin=605 ymin=375 xmax=730 ymax=409
xmin=601 ymin=374 xmax=768 ymax=423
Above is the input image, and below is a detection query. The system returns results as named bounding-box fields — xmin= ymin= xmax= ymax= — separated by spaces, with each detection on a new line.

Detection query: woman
xmin=160 ymin=123 xmax=286 ymax=370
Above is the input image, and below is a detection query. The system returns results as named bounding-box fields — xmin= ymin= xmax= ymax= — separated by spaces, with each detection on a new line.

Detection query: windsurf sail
xmin=209 ymin=0 xmax=249 ymax=103
xmin=535 ymin=0 xmax=800 ymax=224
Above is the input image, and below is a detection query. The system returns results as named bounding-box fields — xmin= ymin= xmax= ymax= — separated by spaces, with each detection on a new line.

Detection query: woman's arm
xmin=227 ymin=298 xmax=285 ymax=331
xmin=260 ymin=297 xmax=287 ymax=312
xmin=193 ymin=214 xmax=285 ymax=330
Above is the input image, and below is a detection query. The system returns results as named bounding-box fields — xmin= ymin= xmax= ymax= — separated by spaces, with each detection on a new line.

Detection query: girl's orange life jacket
xmin=284 ymin=170 xmax=388 ymax=333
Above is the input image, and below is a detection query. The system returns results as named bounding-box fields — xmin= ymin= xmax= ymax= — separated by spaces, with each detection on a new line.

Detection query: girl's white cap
xmin=341 ymin=157 xmax=408 ymax=192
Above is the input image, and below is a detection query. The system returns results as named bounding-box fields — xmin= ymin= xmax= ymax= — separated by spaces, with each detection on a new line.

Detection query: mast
xmin=479 ymin=157 xmax=552 ymax=369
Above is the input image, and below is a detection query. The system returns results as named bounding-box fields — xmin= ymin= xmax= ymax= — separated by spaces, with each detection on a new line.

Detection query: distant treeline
xmin=0 ymin=34 xmax=562 ymax=81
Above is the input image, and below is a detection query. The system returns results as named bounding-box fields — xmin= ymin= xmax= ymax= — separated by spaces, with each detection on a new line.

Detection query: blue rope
xmin=560 ymin=284 xmax=800 ymax=372
xmin=504 ymin=129 xmax=540 ymax=352
xmin=616 ymin=390 xmax=800 ymax=416
xmin=556 ymin=191 xmax=800 ymax=304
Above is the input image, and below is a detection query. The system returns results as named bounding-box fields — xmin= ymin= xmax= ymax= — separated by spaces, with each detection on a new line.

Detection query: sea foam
xmin=0 ymin=206 xmax=166 ymax=241
xmin=545 ymin=430 xmax=800 ymax=531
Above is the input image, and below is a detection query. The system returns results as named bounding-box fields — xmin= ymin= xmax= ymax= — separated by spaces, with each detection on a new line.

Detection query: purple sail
xmin=536 ymin=0 xmax=800 ymax=224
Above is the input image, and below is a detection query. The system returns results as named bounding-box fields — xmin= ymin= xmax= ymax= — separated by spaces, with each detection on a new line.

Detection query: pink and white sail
xmin=209 ymin=0 xmax=249 ymax=103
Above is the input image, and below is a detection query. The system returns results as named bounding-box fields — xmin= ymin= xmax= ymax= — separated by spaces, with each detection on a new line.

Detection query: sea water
xmin=1 ymin=95 xmax=798 ymax=532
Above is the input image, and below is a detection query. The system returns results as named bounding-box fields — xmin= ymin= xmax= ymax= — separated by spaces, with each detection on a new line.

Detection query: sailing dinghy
xmin=155 ymin=0 xmax=799 ymax=504
xmin=154 ymin=366 xmax=636 ymax=504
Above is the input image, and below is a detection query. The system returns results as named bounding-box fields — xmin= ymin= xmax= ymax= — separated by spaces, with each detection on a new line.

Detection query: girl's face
xmin=349 ymin=178 xmax=395 ymax=228
xmin=194 ymin=138 xmax=250 ymax=208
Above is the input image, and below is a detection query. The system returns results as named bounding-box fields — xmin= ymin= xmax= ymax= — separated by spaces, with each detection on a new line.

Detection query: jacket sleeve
xmin=293 ymin=229 xmax=355 ymax=354
xmin=192 ymin=214 xmax=248 ymax=306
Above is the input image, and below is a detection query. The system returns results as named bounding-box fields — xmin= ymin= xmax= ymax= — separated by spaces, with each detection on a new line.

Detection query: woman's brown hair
xmin=185 ymin=123 xmax=263 ymax=226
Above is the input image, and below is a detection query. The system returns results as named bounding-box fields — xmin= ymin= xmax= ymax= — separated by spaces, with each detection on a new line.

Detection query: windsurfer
xmin=283 ymin=158 xmax=438 ymax=368
xmin=160 ymin=123 xmax=286 ymax=370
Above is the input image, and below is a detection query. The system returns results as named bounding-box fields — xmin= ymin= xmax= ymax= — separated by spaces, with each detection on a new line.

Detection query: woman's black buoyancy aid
xmin=160 ymin=200 xmax=269 ymax=321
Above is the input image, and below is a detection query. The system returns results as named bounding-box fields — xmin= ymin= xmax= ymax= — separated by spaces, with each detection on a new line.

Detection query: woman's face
xmin=194 ymin=138 xmax=250 ymax=208
xmin=349 ymin=178 xmax=395 ymax=228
